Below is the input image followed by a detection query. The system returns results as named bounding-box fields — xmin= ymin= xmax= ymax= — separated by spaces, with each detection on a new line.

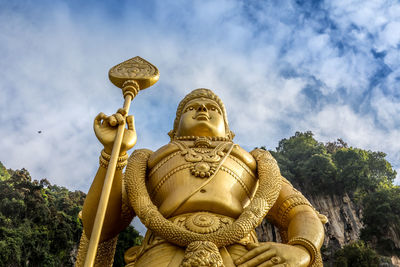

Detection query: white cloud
xmin=1 ymin=0 xmax=400 ymax=193
xmin=371 ymin=88 xmax=400 ymax=129
xmin=380 ymin=21 xmax=400 ymax=49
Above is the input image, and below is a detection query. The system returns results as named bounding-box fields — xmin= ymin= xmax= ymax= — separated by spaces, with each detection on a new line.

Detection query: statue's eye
xmin=187 ymin=106 xmax=194 ymax=111
xmin=210 ymin=106 xmax=220 ymax=113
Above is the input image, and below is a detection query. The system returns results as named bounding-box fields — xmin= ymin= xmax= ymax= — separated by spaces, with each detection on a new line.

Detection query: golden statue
xmin=76 ymin=58 xmax=326 ymax=267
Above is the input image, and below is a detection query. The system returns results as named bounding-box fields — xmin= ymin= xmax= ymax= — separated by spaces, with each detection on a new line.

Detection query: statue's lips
xmin=194 ymin=113 xmax=210 ymax=120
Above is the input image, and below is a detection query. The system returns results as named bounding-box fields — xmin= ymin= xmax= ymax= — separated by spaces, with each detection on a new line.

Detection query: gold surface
xmin=80 ymin=57 xmax=159 ymax=267
xmin=109 ymin=56 xmax=159 ymax=90
xmin=77 ymin=71 xmax=325 ymax=267
xmin=147 ymin=141 xmax=257 ymax=218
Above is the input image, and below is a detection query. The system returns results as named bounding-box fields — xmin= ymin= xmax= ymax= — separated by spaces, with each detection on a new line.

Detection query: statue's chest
xmin=147 ymin=142 xmax=257 ymax=216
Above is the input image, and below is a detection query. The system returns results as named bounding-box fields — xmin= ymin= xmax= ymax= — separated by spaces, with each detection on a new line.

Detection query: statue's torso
xmin=147 ymin=140 xmax=257 ymax=218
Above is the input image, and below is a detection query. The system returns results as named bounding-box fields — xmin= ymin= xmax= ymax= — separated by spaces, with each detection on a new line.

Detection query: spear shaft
xmin=82 ymin=56 xmax=159 ymax=266
xmin=84 ymin=94 xmax=132 ymax=267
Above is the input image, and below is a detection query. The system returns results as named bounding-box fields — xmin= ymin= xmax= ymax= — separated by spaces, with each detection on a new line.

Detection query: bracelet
xmin=99 ymin=149 xmax=128 ymax=170
xmin=101 ymin=149 xmax=128 ymax=162
xmin=288 ymin=237 xmax=317 ymax=264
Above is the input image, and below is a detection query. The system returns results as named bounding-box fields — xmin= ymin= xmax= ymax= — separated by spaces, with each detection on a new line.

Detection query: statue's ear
xmin=228 ymin=130 xmax=235 ymax=140
xmin=168 ymin=130 xmax=175 ymax=140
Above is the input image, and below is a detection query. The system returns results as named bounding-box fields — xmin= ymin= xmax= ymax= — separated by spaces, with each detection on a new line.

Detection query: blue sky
xmin=1 ymin=0 xmax=400 ymax=192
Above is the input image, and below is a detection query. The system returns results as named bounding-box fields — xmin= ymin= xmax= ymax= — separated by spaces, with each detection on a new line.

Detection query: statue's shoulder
xmin=231 ymin=145 xmax=257 ymax=172
xmin=127 ymin=148 xmax=154 ymax=163
xmin=147 ymin=143 xmax=180 ymax=169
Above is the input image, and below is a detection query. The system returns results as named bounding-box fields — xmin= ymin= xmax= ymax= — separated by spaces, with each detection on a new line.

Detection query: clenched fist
xmin=93 ymin=108 xmax=137 ymax=155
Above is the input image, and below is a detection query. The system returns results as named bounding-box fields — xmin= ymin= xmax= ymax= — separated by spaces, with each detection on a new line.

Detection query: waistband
xmin=125 ymin=212 xmax=258 ymax=264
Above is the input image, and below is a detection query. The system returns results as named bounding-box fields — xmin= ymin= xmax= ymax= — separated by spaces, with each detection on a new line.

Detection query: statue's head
xmin=169 ymin=89 xmax=234 ymax=140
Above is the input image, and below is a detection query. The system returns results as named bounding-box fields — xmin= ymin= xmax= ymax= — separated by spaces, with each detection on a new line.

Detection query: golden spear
xmin=84 ymin=56 xmax=159 ymax=266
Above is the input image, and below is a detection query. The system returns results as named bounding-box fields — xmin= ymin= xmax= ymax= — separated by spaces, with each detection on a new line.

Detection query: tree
xmin=113 ymin=226 xmax=143 ymax=267
xmin=333 ymin=241 xmax=380 ymax=267
xmin=333 ymin=149 xmax=396 ymax=196
xmin=0 ymin=164 xmax=143 ymax=266
xmin=298 ymin=153 xmax=337 ymax=193
xmin=0 ymin=167 xmax=85 ymax=266
xmin=271 ymin=131 xmax=327 ymax=186
xmin=271 ymin=131 xmax=396 ymax=196
xmin=268 ymin=132 xmax=399 ymax=258
xmin=0 ymin=162 xmax=10 ymax=181
xmin=361 ymin=187 xmax=400 ymax=256
xmin=325 ymin=138 xmax=348 ymax=154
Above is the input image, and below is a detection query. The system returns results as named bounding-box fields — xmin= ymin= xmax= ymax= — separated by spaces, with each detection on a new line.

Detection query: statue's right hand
xmin=93 ymin=109 xmax=137 ymax=155
xmin=235 ymin=242 xmax=310 ymax=267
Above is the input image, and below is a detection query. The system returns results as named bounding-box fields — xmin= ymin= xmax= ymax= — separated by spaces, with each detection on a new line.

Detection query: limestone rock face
xmin=256 ymin=188 xmax=400 ymax=266
xmin=305 ymin=192 xmax=364 ymax=260
xmin=255 ymin=217 xmax=282 ymax=244
xmin=309 ymin=193 xmax=363 ymax=247
xmin=256 ymin=192 xmax=363 ymax=257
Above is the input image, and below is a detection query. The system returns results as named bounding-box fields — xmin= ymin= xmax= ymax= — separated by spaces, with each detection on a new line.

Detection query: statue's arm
xmin=267 ymin=178 xmax=325 ymax=265
xmin=81 ymin=162 xmax=134 ymax=242
xmin=81 ymin=110 xmax=138 ymax=242
xmin=236 ymin=150 xmax=323 ymax=267
xmin=76 ymin=111 xmax=139 ymax=266
xmin=76 ymin=165 xmax=130 ymax=267
xmin=77 ymin=149 xmax=151 ymax=267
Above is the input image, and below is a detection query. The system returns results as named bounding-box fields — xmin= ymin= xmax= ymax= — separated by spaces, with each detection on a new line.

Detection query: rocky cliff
xmin=256 ymin=188 xmax=400 ymax=266
xmin=307 ymin=192 xmax=363 ymax=256
xmin=256 ymin=192 xmax=363 ymax=258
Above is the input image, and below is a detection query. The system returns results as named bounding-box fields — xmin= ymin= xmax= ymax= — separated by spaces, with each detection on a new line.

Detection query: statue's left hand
xmin=234 ymin=242 xmax=310 ymax=267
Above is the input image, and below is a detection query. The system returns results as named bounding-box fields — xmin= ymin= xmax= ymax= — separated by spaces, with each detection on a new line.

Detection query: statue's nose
xmin=197 ymin=104 xmax=207 ymax=112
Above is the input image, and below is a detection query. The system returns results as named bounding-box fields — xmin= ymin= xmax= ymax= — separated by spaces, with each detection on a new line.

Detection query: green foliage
xmin=0 ymin=168 xmax=86 ymax=266
xmin=360 ymin=187 xmax=400 ymax=256
xmin=113 ymin=226 xmax=143 ymax=267
xmin=333 ymin=241 xmax=380 ymax=267
xmin=333 ymin=149 xmax=395 ymax=196
xmin=271 ymin=131 xmax=338 ymax=193
xmin=298 ymin=153 xmax=337 ymax=193
xmin=269 ymin=131 xmax=400 ymax=258
xmin=0 ymin=164 xmax=143 ymax=266
xmin=0 ymin=168 xmax=84 ymax=266
xmin=271 ymin=131 xmax=396 ymax=196
xmin=271 ymin=131 xmax=326 ymax=185
xmin=325 ymin=138 xmax=348 ymax=154
xmin=0 ymin=162 xmax=10 ymax=181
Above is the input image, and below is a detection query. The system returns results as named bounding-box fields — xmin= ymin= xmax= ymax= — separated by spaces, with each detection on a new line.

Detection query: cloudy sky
xmin=1 ymin=0 xmax=400 ymax=192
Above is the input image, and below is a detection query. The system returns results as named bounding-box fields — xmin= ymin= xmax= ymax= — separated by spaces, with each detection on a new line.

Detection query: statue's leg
xmin=225 ymin=243 xmax=250 ymax=263
xmin=220 ymin=247 xmax=236 ymax=267
xmin=132 ymin=242 xmax=185 ymax=267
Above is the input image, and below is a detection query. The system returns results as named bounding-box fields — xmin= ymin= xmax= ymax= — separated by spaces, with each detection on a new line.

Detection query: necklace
xmin=174 ymin=136 xmax=231 ymax=144
xmin=173 ymin=139 xmax=231 ymax=178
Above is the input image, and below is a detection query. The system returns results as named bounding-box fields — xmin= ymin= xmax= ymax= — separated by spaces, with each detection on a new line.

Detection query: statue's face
xmin=176 ymin=98 xmax=226 ymax=137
